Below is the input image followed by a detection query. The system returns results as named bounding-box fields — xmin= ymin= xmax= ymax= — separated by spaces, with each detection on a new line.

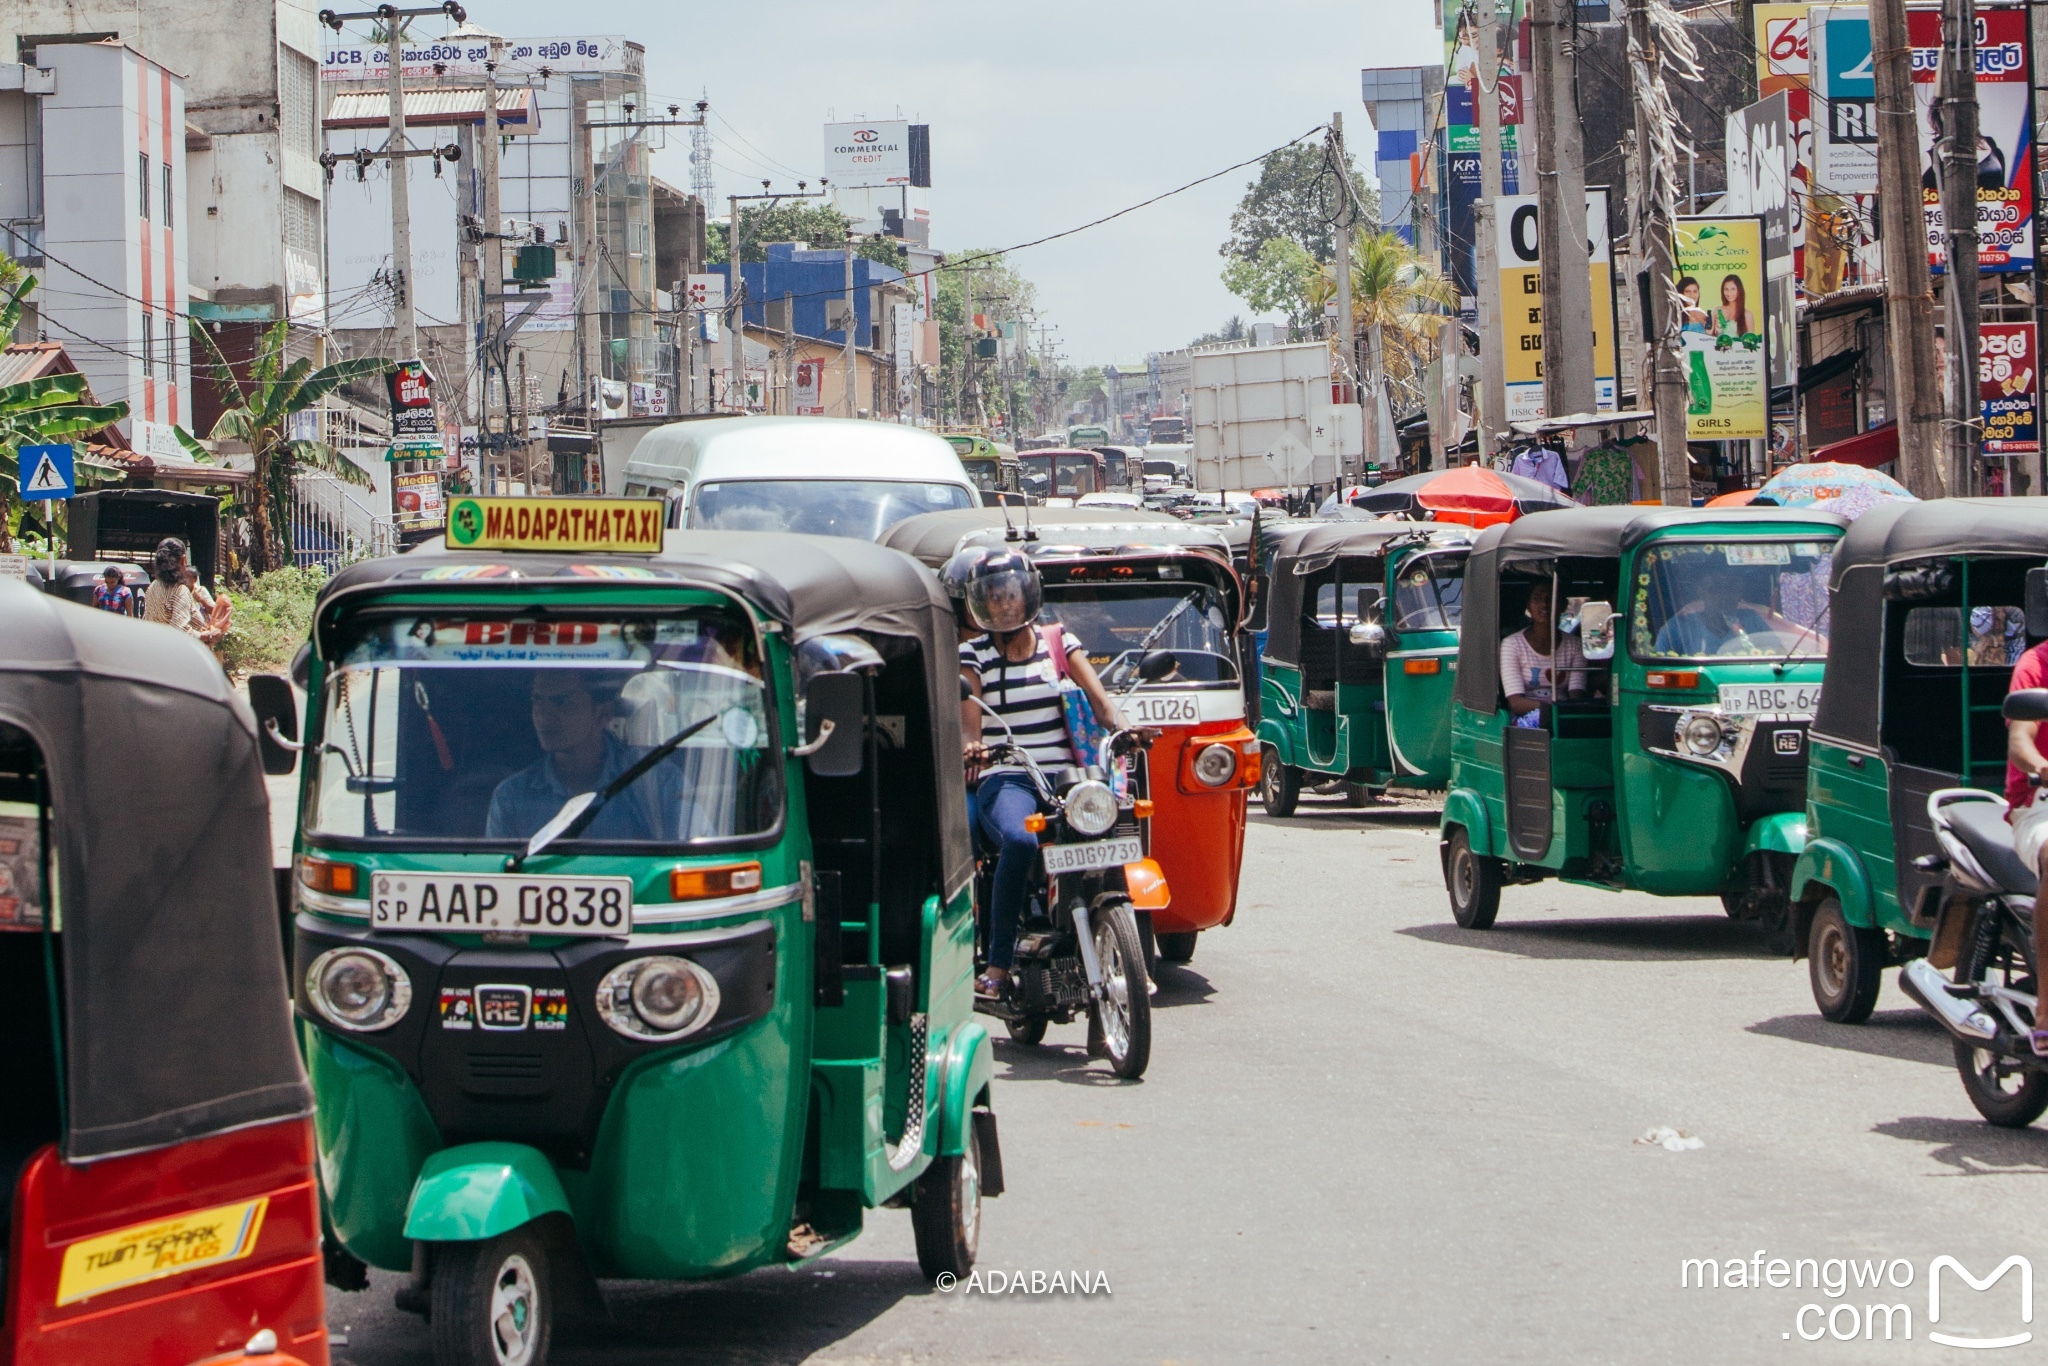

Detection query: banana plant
xmin=182 ymin=319 xmax=388 ymax=573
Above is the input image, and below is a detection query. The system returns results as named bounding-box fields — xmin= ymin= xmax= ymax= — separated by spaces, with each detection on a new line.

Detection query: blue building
xmin=715 ymin=243 xmax=906 ymax=349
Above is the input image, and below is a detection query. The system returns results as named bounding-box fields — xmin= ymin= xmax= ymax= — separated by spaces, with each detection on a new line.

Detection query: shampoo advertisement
xmin=1674 ymin=217 xmax=1769 ymax=440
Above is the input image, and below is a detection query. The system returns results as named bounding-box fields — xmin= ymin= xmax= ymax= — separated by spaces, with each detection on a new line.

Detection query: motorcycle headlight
xmin=597 ymin=955 xmax=721 ymax=1041
xmin=1680 ymin=712 xmax=1729 ymax=758
xmin=1193 ymin=742 xmax=1239 ymax=787
xmin=306 ymin=947 xmax=411 ymax=1032
xmin=1063 ymin=779 xmax=1119 ymax=836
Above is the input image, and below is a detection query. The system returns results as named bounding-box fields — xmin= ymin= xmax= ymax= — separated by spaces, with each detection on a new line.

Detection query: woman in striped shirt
xmin=957 ymin=549 xmax=1119 ymax=998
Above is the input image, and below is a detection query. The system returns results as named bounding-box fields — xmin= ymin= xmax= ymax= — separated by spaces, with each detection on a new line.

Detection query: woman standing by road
xmin=142 ymin=537 xmax=223 ymax=645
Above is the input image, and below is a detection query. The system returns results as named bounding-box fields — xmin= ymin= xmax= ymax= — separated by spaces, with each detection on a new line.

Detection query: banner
xmin=1725 ymin=93 xmax=1794 ymax=273
xmin=1755 ymin=3 xmax=1810 ymax=97
xmin=1495 ymin=189 xmax=1619 ymax=422
xmin=1981 ymin=321 xmax=2040 ymax=454
xmin=1909 ymin=7 xmax=2034 ymax=274
xmin=1810 ymin=6 xmax=1878 ymax=195
xmin=386 ymin=360 xmax=442 ymax=457
xmin=391 ymin=470 xmax=445 ymax=531
xmin=794 ymin=359 xmax=825 ymax=415
xmin=1674 ymin=217 xmax=1770 ymax=439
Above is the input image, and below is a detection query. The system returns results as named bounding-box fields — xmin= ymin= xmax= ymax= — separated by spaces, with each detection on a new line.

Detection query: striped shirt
xmin=962 ymin=630 xmax=1077 ymax=773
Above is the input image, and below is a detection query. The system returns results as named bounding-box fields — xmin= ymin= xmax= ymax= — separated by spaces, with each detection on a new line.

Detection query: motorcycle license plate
xmin=1718 ymin=683 xmax=1820 ymax=716
xmin=1041 ymin=836 xmax=1144 ymax=875
xmin=370 ymin=873 xmax=633 ymax=936
xmin=1121 ymin=694 xmax=1200 ymax=725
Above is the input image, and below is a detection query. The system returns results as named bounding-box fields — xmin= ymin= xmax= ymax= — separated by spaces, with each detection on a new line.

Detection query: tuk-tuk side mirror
xmin=246 ymin=673 xmax=302 ymax=775
xmin=1347 ymin=621 xmax=1387 ymax=653
xmin=1577 ymin=601 xmax=1617 ymax=661
xmin=798 ymin=672 xmax=867 ymax=778
xmin=2027 ymin=568 xmax=2048 ymax=640
xmin=1138 ymin=650 xmax=1178 ymax=682
xmin=2005 ymin=688 xmax=2048 ymax=723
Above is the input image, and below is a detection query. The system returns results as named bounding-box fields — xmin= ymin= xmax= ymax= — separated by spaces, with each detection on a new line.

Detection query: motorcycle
xmin=1898 ymin=688 xmax=2048 ymax=1127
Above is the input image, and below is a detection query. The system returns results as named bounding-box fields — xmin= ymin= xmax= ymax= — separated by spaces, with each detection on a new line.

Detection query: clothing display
xmin=1572 ymin=442 xmax=1638 ymax=506
xmin=1508 ymin=445 xmax=1570 ymax=492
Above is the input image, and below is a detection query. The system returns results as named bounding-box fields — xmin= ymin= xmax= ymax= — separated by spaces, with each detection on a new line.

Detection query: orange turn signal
xmin=1646 ymin=671 xmax=1701 ymax=689
xmin=670 ymin=862 xmax=763 ymax=900
xmin=1122 ymin=857 xmax=1172 ymax=910
xmin=298 ymin=855 xmax=361 ymax=897
xmin=1023 ymin=813 xmax=1048 ymax=833
xmin=1403 ymin=657 xmax=1442 ymax=675
xmin=1132 ymin=799 xmax=1156 ymax=819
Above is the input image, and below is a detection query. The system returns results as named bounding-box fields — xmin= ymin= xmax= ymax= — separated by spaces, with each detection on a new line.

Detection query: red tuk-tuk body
xmin=1 ymin=581 xmax=325 ymax=1366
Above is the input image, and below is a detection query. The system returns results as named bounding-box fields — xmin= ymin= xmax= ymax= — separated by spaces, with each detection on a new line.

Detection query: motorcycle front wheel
xmin=1092 ymin=901 xmax=1152 ymax=1080
xmin=1955 ymin=1040 xmax=2048 ymax=1128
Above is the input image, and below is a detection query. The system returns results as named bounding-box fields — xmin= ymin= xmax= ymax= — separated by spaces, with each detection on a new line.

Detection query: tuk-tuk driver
xmin=486 ymin=670 xmax=687 ymax=842
xmin=1501 ymin=579 xmax=1586 ymax=719
xmin=2001 ymin=631 xmax=2048 ymax=1056
xmin=1654 ymin=564 xmax=1798 ymax=655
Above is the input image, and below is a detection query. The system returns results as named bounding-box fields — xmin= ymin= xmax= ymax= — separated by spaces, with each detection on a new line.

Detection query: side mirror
xmin=2005 ymin=688 xmax=2048 ymax=723
xmin=1578 ymin=600 xmax=1617 ymax=661
xmin=799 ymin=671 xmax=867 ymax=777
xmin=1348 ymin=621 xmax=1387 ymax=652
xmin=2027 ymin=567 xmax=2048 ymax=640
xmin=1138 ymin=650 xmax=1178 ymax=682
xmin=246 ymin=673 xmax=302 ymax=775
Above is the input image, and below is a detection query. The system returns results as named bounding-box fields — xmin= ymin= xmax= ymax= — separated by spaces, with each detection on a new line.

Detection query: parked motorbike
xmin=1898 ymin=688 xmax=2048 ymax=1127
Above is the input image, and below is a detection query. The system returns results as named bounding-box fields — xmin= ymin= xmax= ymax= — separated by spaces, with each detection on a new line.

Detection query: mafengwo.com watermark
xmin=1682 ymin=1251 xmax=2034 ymax=1348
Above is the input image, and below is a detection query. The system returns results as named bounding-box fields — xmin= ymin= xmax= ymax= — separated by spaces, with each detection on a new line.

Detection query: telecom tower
xmin=689 ymin=90 xmax=715 ymax=204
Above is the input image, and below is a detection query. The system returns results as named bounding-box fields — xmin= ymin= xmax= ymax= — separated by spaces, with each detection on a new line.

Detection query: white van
xmin=620 ymin=416 xmax=979 ymax=539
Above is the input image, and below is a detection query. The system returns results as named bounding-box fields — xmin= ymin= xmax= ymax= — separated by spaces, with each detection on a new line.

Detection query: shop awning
xmin=1808 ymin=421 xmax=1898 ymax=470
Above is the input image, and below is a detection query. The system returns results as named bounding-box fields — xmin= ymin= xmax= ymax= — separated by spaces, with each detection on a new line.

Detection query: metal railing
xmin=289 ymin=469 xmax=394 ymax=570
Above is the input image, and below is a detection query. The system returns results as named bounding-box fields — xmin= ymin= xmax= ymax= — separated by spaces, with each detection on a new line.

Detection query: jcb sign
xmin=1494 ymin=190 xmax=1620 ymax=422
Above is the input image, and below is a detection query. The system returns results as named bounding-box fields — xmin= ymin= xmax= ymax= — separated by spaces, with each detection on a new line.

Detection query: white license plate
xmin=1719 ymin=683 xmax=1821 ymax=716
xmin=370 ymin=873 xmax=633 ymax=936
xmin=1121 ymin=694 xmax=1200 ymax=725
xmin=1041 ymin=836 xmax=1144 ymax=875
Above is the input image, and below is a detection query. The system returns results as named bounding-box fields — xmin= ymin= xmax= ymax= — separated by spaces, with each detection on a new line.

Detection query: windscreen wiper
xmin=508 ymin=711 xmax=722 ymax=870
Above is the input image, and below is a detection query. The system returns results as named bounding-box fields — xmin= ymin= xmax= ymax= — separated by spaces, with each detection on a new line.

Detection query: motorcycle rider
xmin=2003 ymin=632 xmax=2048 ymax=1056
xmin=953 ymin=547 xmax=1120 ymax=999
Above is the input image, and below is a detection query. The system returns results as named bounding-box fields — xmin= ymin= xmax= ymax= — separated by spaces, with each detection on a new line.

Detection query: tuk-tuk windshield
xmin=1632 ymin=539 xmax=1833 ymax=661
xmin=1392 ymin=555 xmax=1465 ymax=631
xmin=308 ymin=609 xmax=779 ymax=845
xmin=960 ymin=458 xmax=1004 ymax=492
xmin=691 ymin=479 xmax=974 ymax=538
xmin=1046 ymin=581 xmax=1238 ymax=684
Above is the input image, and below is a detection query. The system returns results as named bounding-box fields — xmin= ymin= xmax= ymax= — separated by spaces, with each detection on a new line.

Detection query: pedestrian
xmin=2002 ymin=633 xmax=2048 ymax=1056
xmin=90 ymin=566 xmax=132 ymax=615
xmin=142 ymin=538 xmax=223 ymax=645
xmin=180 ymin=563 xmax=233 ymax=640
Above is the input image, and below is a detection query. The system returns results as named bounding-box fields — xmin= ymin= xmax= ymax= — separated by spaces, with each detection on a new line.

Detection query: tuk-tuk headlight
xmin=1063 ymin=779 xmax=1119 ymax=836
xmin=1680 ymin=712 xmax=1731 ymax=758
xmin=1193 ymin=742 xmax=1239 ymax=787
xmin=597 ymin=955 xmax=722 ymax=1041
xmin=306 ymin=947 xmax=411 ymax=1032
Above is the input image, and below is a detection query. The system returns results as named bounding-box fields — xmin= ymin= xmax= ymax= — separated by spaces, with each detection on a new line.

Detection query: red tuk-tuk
xmin=1 ymin=581 xmax=325 ymax=1366
xmin=883 ymin=508 xmax=1259 ymax=965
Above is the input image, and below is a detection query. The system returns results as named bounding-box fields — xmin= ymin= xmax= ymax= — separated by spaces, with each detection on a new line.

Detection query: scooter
xmin=1898 ymin=688 xmax=2048 ymax=1127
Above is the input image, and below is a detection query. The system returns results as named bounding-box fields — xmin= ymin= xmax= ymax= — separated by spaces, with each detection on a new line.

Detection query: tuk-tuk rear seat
xmin=1305 ymin=689 xmax=1337 ymax=712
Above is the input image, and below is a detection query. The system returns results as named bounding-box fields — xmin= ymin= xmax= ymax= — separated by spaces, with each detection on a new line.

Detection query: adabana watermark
xmin=1681 ymin=1250 xmax=2032 ymax=1347
xmin=934 ymin=1269 xmax=1112 ymax=1296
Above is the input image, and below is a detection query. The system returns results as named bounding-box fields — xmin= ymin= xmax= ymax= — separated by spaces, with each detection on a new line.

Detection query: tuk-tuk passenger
xmin=1653 ymin=564 xmax=1801 ymax=655
xmin=1501 ymin=578 xmax=1586 ymax=718
xmin=485 ymin=670 xmax=691 ymax=842
xmin=2002 ymin=630 xmax=2048 ymax=1056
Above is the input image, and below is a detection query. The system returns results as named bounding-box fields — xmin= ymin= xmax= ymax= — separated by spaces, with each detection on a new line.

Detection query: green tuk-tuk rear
xmin=261 ymin=502 xmax=999 ymax=1366
xmin=1255 ymin=521 xmax=1473 ymax=810
xmin=1440 ymin=507 xmax=1846 ymax=935
xmin=1794 ymin=498 xmax=2048 ymax=1021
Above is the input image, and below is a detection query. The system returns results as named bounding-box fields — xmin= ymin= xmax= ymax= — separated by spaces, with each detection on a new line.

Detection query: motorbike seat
xmin=1947 ymin=800 xmax=2039 ymax=896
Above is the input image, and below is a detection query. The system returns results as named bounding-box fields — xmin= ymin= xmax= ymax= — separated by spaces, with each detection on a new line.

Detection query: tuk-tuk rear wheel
xmin=912 ymin=1123 xmax=983 ymax=1280
xmin=429 ymin=1226 xmax=551 ymax=1366
xmin=1259 ymin=746 xmax=1300 ymax=817
xmin=1807 ymin=897 xmax=1883 ymax=1024
xmin=1157 ymin=931 xmax=1198 ymax=963
xmin=1445 ymin=828 xmax=1501 ymax=930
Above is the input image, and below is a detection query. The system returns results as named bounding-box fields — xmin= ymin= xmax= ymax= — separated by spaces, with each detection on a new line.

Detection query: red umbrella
xmin=1705 ymin=488 xmax=1760 ymax=507
xmin=1354 ymin=464 xmax=1574 ymax=527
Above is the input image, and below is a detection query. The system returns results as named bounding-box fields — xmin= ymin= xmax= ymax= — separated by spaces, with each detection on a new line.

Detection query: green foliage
xmin=0 ymin=264 xmax=130 ymax=551
xmin=1191 ymin=317 xmax=1248 ymax=347
xmin=704 ymin=202 xmax=854 ymax=265
xmin=216 ymin=564 xmax=326 ymax=676
xmin=1345 ymin=227 xmax=1458 ymax=385
xmin=1221 ymin=143 xmax=1376 ymax=267
xmin=933 ymin=251 xmax=1039 ymax=426
xmin=1221 ymin=238 xmax=1324 ymax=338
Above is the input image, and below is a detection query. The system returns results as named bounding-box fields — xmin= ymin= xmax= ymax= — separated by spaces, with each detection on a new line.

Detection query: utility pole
xmin=479 ymin=33 xmax=504 ymax=449
xmin=1329 ymin=113 xmax=1357 ymax=475
xmin=1473 ymin=1 xmax=1508 ymax=461
xmin=843 ymin=234 xmax=858 ymax=418
xmin=1937 ymin=0 xmax=1981 ymax=495
xmin=384 ymin=13 xmax=418 ymax=362
xmin=1529 ymin=0 xmax=1595 ymax=418
xmin=727 ymin=195 xmax=745 ymax=412
xmin=962 ymin=264 xmax=979 ymax=424
xmin=1626 ymin=0 xmax=1695 ymax=504
xmin=1871 ymin=0 xmax=1944 ymax=495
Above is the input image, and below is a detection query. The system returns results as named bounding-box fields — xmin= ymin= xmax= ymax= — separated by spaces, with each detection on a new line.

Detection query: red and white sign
xmin=794 ymin=359 xmax=825 ymax=416
xmin=1981 ymin=322 xmax=2040 ymax=454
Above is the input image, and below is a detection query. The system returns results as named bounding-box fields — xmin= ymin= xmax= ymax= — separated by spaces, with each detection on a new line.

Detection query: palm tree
xmin=182 ymin=320 xmax=389 ymax=574
xmin=0 ymin=267 xmax=129 ymax=551
xmin=1342 ymin=227 xmax=1458 ymax=390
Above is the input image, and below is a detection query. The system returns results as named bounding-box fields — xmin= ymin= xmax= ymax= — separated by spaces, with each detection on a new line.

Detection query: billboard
xmin=1909 ymin=6 xmax=2034 ymax=273
xmin=824 ymin=121 xmax=912 ymax=185
xmin=1754 ymin=3 xmax=1811 ymax=96
xmin=1810 ymin=6 xmax=1878 ymax=196
xmin=322 ymin=35 xmax=635 ymax=81
xmin=1495 ymin=189 xmax=1620 ymax=422
xmin=1981 ymin=322 xmax=2040 ymax=455
xmin=1725 ymin=93 xmax=1794 ymax=273
xmin=1674 ymin=217 xmax=1770 ymax=440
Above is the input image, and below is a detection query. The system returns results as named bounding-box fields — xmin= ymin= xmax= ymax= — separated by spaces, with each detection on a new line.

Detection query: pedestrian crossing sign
xmin=20 ymin=443 xmax=74 ymax=501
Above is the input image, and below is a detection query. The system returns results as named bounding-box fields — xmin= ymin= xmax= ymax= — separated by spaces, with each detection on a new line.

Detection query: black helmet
xmin=939 ymin=544 xmax=993 ymax=608
xmin=962 ymin=548 xmax=1042 ymax=634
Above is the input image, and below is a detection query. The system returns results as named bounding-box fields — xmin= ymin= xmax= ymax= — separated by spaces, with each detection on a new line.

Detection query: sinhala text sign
xmin=1909 ymin=6 xmax=2034 ymax=273
xmin=1675 ymin=217 xmax=1770 ymax=440
xmin=1495 ymin=190 xmax=1619 ymax=422
xmin=1981 ymin=321 xmax=2040 ymax=455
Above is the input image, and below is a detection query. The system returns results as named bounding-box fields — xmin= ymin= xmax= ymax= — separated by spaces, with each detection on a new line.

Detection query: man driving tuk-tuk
xmin=1255 ymin=520 xmax=1474 ymax=811
xmin=1794 ymin=499 xmax=2048 ymax=1022
xmin=252 ymin=499 xmax=1000 ymax=1366
xmin=1440 ymin=506 xmax=1845 ymax=934
xmin=1 ymin=580 xmax=326 ymax=1366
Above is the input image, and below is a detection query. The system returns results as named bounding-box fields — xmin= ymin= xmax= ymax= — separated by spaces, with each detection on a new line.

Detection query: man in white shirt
xmin=1500 ymin=579 xmax=1586 ymax=718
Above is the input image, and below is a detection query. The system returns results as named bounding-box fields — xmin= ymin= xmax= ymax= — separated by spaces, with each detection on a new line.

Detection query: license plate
xmin=371 ymin=873 xmax=632 ymax=936
xmin=1121 ymin=694 xmax=1200 ymax=725
xmin=1041 ymin=836 xmax=1144 ymax=875
xmin=1718 ymin=683 xmax=1821 ymax=716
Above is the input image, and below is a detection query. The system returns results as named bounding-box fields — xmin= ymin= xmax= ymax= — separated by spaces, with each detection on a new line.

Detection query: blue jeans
xmin=975 ymin=770 xmax=1043 ymax=971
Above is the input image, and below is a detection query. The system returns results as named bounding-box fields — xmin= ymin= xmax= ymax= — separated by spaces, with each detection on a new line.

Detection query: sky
xmin=464 ymin=0 xmax=1442 ymax=366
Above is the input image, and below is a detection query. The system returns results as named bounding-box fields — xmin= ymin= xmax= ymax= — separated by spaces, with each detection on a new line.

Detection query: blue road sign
xmin=19 ymin=443 xmax=74 ymax=501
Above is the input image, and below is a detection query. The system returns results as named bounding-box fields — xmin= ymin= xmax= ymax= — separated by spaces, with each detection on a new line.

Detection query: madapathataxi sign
xmin=446 ymin=497 xmax=665 ymax=554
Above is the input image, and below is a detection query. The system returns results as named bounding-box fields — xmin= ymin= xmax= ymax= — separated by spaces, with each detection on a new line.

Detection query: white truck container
xmin=1189 ymin=342 xmax=1362 ymax=491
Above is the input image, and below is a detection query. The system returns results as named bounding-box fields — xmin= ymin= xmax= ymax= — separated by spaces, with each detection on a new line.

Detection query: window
xmin=1902 ymin=606 xmax=2027 ymax=668
xmin=1631 ymin=539 xmax=1834 ymax=661
xmin=163 ymin=313 xmax=177 ymax=381
xmin=141 ymin=311 xmax=154 ymax=379
xmin=1312 ymin=581 xmax=1383 ymax=628
xmin=162 ymin=162 xmax=173 ymax=225
xmin=138 ymin=153 xmax=150 ymax=219
xmin=279 ymin=47 xmax=318 ymax=160
xmin=1392 ymin=554 xmax=1466 ymax=632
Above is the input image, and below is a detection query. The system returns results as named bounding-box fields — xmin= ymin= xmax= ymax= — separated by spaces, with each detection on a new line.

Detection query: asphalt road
xmin=313 ymin=789 xmax=2048 ymax=1364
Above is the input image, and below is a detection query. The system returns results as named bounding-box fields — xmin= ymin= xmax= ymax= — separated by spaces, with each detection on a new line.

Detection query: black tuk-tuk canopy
xmin=878 ymin=506 xmax=1192 ymax=568
xmin=316 ymin=529 xmax=975 ymax=899
xmin=0 ymin=580 xmax=311 ymax=1162
xmin=67 ymin=488 xmax=222 ymax=588
xmin=1813 ymin=498 xmax=2048 ymax=752
xmin=1454 ymin=506 xmax=1849 ymax=714
xmin=1261 ymin=520 xmax=1472 ymax=669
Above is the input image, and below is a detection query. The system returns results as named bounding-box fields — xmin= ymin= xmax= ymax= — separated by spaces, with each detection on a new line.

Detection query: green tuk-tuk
xmin=250 ymin=503 xmax=999 ymax=1366
xmin=1793 ymin=499 xmax=2048 ymax=1021
xmin=1255 ymin=520 xmax=1474 ymax=812
xmin=1440 ymin=507 xmax=1846 ymax=932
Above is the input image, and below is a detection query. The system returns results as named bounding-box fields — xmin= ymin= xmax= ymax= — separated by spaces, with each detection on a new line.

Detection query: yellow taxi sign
xmin=56 ymin=1196 xmax=267 ymax=1305
xmin=446 ymin=496 xmax=664 ymax=554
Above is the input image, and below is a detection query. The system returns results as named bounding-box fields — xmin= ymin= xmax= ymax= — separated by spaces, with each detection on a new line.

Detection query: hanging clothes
xmin=1508 ymin=443 xmax=1570 ymax=492
xmin=1573 ymin=441 xmax=1638 ymax=506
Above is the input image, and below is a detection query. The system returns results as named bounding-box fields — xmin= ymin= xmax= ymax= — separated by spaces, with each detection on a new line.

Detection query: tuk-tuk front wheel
xmin=912 ymin=1123 xmax=983 ymax=1281
xmin=1259 ymin=746 xmax=1300 ymax=817
xmin=1808 ymin=897 xmax=1883 ymax=1024
xmin=430 ymin=1226 xmax=551 ymax=1366
xmin=1445 ymin=828 xmax=1501 ymax=930
xmin=1955 ymin=1041 xmax=2048 ymax=1128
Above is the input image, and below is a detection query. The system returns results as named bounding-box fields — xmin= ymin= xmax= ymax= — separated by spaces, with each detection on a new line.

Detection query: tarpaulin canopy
xmin=1807 ymin=422 xmax=1899 ymax=470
